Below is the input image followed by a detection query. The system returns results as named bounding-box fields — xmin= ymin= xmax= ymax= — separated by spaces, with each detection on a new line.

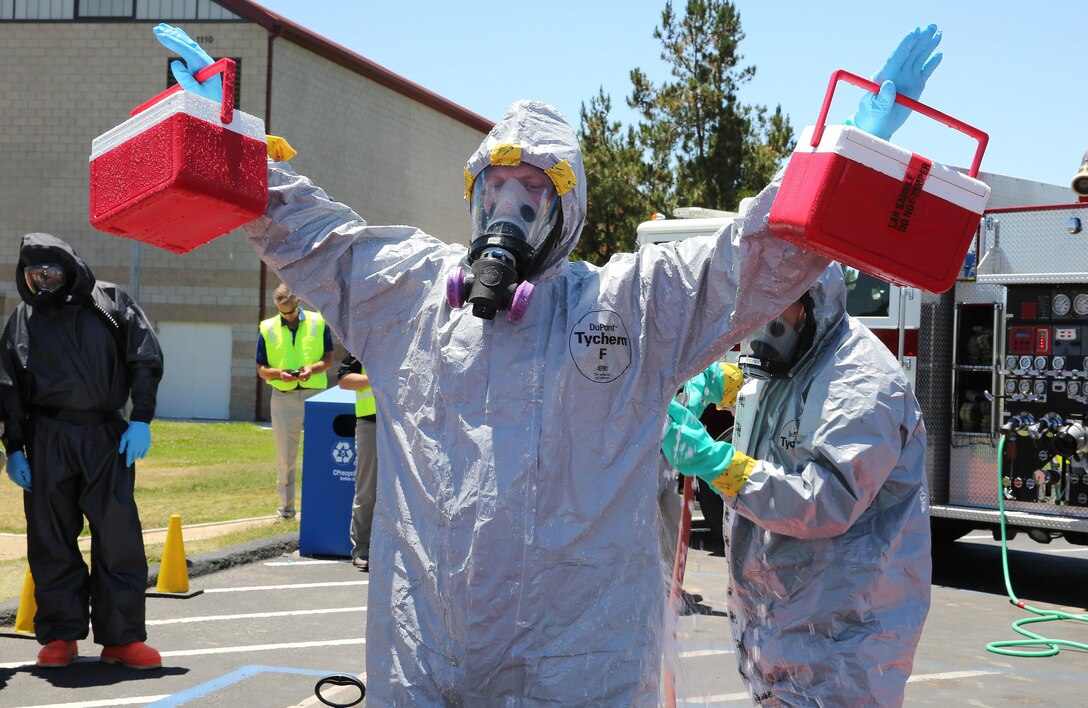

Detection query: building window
xmin=3 ymin=0 xmax=76 ymax=20
xmin=0 ymin=0 xmax=239 ymax=20
xmin=137 ymin=0 xmax=239 ymax=20
xmin=77 ymin=0 xmax=133 ymax=18
xmin=167 ymin=56 xmax=241 ymax=107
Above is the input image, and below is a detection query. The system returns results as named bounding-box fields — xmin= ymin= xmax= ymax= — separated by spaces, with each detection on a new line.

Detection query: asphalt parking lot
xmin=1 ymin=531 xmax=1088 ymax=707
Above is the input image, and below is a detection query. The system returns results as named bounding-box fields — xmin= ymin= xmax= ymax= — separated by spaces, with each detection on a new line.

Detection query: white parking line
xmin=147 ymin=606 xmax=367 ymax=625
xmin=0 ymin=639 xmax=367 ymax=670
xmin=203 ymin=580 xmax=368 ymax=593
xmin=162 ymin=637 xmax=365 ymax=658
xmin=907 ymin=669 xmax=999 ymax=683
xmin=678 ymin=669 xmax=1000 ymax=705
xmin=678 ymin=649 xmax=734 ymax=658
xmin=263 ymin=559 xmax=343 ymax=566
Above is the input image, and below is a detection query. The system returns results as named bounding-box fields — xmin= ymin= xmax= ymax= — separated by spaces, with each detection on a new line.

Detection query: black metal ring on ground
xmin=314 ymin=673 xmax=366 ymax=707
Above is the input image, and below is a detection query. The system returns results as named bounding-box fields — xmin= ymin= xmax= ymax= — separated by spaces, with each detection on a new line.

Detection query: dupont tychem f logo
xmin=331 ymin=441 xmax=355 ymax=465
xmin=569 ymin=309 xmax=632 ymax=383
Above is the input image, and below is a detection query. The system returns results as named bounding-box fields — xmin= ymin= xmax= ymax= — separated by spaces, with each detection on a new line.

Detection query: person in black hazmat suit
xmin=0 ymin=233 xmax=165 ymax=670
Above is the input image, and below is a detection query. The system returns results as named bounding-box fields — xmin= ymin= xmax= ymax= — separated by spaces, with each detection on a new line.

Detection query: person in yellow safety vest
xmin=337 ymin=353 xmax=378 ymax=571
xmin=256 ymin=284 xmax=334 ymax=519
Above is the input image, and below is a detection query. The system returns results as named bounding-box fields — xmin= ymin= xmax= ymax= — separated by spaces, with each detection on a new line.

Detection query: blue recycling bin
xmin=299 ymin=386 xmax=358 ymax=558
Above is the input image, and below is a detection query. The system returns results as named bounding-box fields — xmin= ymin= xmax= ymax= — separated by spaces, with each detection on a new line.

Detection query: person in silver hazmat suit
xmin=663 ymin=265 xmax=930 ymax=706
xmin=154 ymin=22 xmax=940 ymax=707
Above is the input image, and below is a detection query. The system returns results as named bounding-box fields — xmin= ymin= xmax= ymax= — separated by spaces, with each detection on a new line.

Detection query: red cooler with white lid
xmin=89 ymin=59 xmax=268 ymax=254
xmin=769 ymin=70 xmax=991 ymax=293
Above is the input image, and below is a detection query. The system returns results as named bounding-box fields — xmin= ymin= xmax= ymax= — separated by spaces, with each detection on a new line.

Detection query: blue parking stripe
xmin=146 ymin=664 xmax=347 ymax=707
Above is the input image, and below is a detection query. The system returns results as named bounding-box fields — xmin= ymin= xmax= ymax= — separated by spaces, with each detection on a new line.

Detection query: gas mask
xmin=446 ymin=164 xmax=562 ymax=321
xmin=23 ymin=261 xmax=69 ymax=310
xmin=738 ymin=297 xmax=813 ymax=380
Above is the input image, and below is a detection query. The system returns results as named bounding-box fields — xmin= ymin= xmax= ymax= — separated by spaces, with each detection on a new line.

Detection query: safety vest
xmin=355 ymin=365 xmax=376 ymax=417
xmin=260 ymin=311 xmax=328 ymax=391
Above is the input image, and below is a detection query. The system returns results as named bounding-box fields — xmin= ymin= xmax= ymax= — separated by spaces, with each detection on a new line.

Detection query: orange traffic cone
xmin=14 ymin=566 xmax=36 ymax=635
xmin=148 ymin=514 xmax=202 ymax=598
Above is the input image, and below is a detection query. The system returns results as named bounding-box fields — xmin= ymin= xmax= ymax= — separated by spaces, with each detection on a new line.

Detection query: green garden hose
xmin=986 ymin=435 xmax=1088 ymax=657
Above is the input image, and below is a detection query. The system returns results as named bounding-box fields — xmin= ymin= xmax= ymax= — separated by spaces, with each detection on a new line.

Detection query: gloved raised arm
xmin=153 ymin=23 xmax=297 ymax=160
xmin=678 ymin=362 xmax=744 ymax=418
xmin=661 ymin=399 xmax=755 ymax=498
xmin=844 ymin=24 xmax=943 ymax=140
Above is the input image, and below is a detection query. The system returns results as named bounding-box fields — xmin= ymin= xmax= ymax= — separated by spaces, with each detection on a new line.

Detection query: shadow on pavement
xmin=932 ymin=540 xmax=1088 ymax=610
xmin=29 ymin=659 xmax=189 ymax=688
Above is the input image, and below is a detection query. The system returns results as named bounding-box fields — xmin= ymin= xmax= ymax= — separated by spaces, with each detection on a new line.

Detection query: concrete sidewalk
xmin=0 ymin=523 xmax=300 ymax=627
xmin=0 ymin=515 xmax=283 ymax=562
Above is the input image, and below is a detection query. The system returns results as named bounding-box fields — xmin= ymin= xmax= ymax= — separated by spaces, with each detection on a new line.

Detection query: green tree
xmin=574 ymin=89 xmax=650 ymax=265
xmin=572 ymin=0 xmax=792 ymax=264
xmin=629 ymin=0 xmax=795 ymax=211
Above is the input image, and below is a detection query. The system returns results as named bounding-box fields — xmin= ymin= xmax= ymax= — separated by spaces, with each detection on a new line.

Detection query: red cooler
xmin=89 ymin=59 xmax=268 ymax=254
xmin=769 ymin=70 xmax=990 ymax=293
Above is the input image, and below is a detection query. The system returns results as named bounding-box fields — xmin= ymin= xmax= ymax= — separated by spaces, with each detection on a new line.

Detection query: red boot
xmin=100 ymin=641 xmax=162 ymax=669
xmin=36 ymin=640 xmax=78 ymax=668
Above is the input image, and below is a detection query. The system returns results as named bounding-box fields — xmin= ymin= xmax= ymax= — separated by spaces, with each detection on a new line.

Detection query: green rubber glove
xmin=661 ymin=400 xmax=755 ymax=498
xmin=679 ymin=362 xmax=743 ymax=417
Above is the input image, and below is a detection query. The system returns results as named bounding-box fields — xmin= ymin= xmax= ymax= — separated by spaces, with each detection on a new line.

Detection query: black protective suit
xmin=0 ymin=233 xmax=163 ymax=646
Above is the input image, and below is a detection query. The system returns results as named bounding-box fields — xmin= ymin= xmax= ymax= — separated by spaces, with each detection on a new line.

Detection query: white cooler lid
xmin=795 ymin=125 xmax=990 ymax=213
xmin=90 ymin=90 xmax=265 ymax=160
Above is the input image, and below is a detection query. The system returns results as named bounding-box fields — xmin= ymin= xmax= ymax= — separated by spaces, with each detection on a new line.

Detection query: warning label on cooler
xmin=886 ymin=154 xmax=933 ymax=236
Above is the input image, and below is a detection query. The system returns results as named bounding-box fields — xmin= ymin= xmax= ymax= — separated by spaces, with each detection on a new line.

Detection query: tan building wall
xmin=0 ymin=11 xmax=487 ymax=420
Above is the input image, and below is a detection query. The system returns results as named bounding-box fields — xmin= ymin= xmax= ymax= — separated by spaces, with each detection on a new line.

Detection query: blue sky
xmin=249 ymin=0 xmax=1086 ymax=193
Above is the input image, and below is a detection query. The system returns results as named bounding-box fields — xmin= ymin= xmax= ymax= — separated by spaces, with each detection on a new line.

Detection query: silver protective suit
xmin=726 ymin=265 xmax=931 ymax=707
xmin=245 ymin=100 xmax=829 ymax=706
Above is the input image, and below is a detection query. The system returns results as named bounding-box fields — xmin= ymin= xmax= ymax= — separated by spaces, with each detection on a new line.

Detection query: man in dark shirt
xmin=337 ymin=354 xmax=378 ymax=571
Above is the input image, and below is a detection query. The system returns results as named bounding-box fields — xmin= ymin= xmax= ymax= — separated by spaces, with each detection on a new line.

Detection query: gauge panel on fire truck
xmin=1075 ymin=293 xmax=1088 ymax=316
xmin=1053 ymin=293 xmax=1072 ymax=316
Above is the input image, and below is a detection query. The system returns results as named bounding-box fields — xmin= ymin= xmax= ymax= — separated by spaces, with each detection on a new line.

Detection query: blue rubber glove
xmin=6 ymin=451 xmax=31 ymax=492
xmin=152 ymin=23 xmax=223 ymax=103
xmin=846 ymin=24 xmax=943 ymax=141
xmin=119 ymin=421 xmax=152 ymax=467
xmin=661 ymin=400 xmax=755 ymax=498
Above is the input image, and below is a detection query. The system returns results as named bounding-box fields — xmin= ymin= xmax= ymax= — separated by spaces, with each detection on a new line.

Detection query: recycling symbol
xmin=331 ymin=441 xmax=355 ymax=465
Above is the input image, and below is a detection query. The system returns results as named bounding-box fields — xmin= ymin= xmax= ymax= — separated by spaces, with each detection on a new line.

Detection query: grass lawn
xmin=0 ymin=420 xmax=300 ymax=603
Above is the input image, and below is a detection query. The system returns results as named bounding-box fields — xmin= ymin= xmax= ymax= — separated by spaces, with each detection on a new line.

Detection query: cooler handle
xmin=811 ymin=69 xmax=988 ymax=178
xmin=129 ymin=57 xmax=236 ymax=125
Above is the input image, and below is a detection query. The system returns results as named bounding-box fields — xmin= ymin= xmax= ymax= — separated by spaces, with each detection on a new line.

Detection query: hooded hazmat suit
xmin=0 ymin=233 xmax=163 ymax=647
xmin=724 ymin=265 xmax=931 ymax=706
xmin=245 ymin=100 xmax=830 ymax=705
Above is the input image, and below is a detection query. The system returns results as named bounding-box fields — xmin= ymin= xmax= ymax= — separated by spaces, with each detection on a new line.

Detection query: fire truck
xmin=638 ymin=172 xmax=1088 ymax=547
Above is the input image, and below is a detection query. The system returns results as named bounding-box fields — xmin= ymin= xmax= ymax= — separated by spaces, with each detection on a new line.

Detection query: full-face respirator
xmin=446 ymin=164 xmax=562 ymax=322
xmin=23 ymin=261 xmax=71 ymax=310
xmin=738 ymin=296 xmax=815 ymax=380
